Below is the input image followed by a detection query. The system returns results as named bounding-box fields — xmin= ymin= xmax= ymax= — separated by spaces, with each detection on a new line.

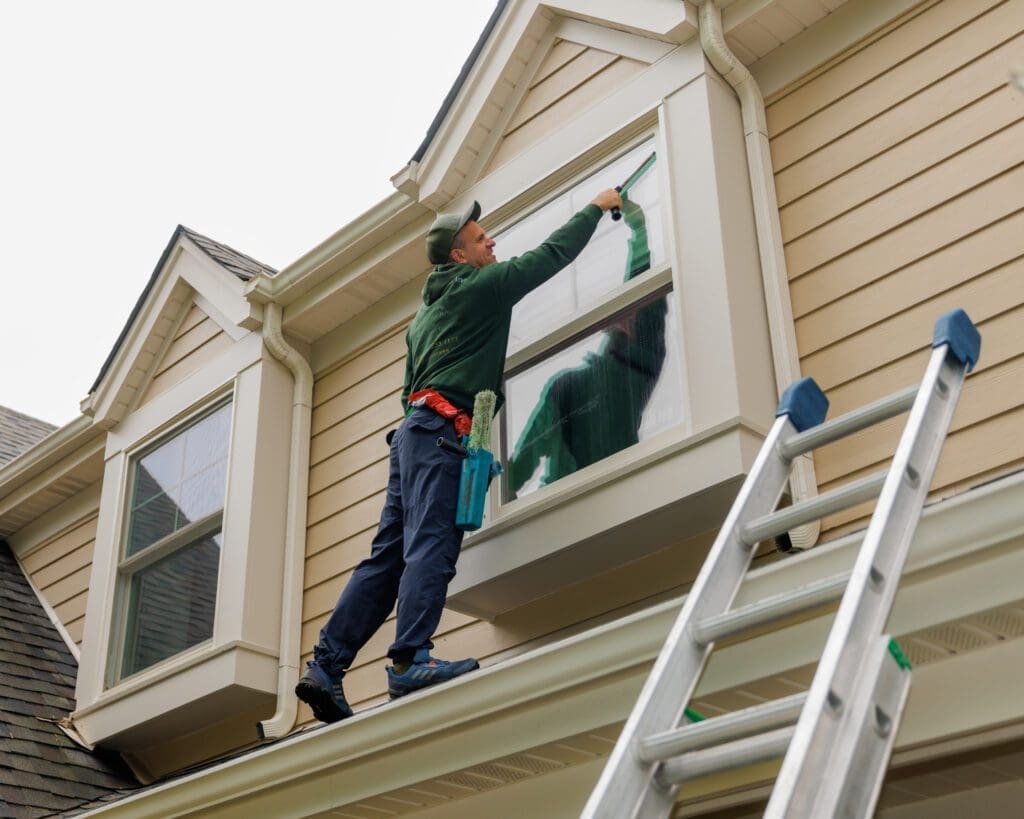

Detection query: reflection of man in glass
xmin=508 ymin=195 xmax=668 ymax=495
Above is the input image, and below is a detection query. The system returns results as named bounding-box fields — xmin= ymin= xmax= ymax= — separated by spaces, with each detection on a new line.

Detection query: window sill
xmin=447 ymin=416 xmax=768 ymax=619
xmin=72 ymin=640 xmax=278 ymax=751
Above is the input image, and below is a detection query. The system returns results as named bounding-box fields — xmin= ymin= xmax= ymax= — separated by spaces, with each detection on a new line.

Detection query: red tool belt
xmin=408 ymin=389 xmax=473 ymax=437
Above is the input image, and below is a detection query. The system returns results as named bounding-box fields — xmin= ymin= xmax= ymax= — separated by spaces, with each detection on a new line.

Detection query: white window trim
xmin=107 ymin=396 xmax=233 ymax=687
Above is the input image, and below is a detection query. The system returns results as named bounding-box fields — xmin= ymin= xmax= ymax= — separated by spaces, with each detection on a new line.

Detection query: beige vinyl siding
xmin=768 ymin=0 xmax=1024 ymax=538
xmin=485 ymin=43 xmax=647 ymax=174
xmin=138 ymin=303 xmax=232 ymax=406
xmin=20 ymin=502 xmax=100 ymax=646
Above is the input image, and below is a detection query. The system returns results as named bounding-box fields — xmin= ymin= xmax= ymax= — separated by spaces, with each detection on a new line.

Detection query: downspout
xmin=257 ymin=302 xmax=314 ymax=738
xmin=694 ymin=0 xmax=820 ymax=549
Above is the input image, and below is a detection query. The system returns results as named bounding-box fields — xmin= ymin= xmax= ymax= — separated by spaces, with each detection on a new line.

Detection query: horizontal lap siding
xmin=768 ymin=0 xmax=1024 ymax=538
xmin=20 ymin=501 xmax=100 ymax=647
xmin=139 ymin=304 xmax=232 ymax=406
xmin=486 ymin=44 xmax=646 ymax=173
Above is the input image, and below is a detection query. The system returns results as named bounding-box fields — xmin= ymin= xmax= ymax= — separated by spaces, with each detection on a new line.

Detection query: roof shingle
xmin=0 ymin=541 xmax=138 ymax=817
xmin=0 ymin=408 xmax=56 ymax=468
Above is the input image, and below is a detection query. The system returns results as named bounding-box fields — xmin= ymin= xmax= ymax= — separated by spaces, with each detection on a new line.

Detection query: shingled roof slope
xmin=88 ymin=225 xmax=277 ymax=394
xmin=0 ymin=407 xmax=57 ymax=468
xmin=0 ymin=541 xmax=138 ymax=817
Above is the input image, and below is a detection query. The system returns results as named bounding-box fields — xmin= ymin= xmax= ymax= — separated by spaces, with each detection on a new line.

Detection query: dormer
xmin=71 ymin=228 xmax=295 ymax=777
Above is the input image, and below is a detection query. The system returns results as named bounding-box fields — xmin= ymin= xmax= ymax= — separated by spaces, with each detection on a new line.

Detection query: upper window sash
xmin=498 ymin=137 xmax=665 ymax=356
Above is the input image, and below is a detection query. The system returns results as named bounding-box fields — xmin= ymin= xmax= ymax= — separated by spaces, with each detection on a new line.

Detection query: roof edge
xmin=0 ymin=414 xmax=96 ymax=494
xmin=410 ymin=0 xmax=510 ymax=164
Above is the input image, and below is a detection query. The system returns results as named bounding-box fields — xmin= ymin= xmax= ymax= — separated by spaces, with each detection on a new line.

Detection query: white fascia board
xmin=80 ymin=471 xmax=1024 ymax=817
xmin=415 ymin=0 xmax=551 ymax=207
xmin=88 ymin=255 xmax=194 ymax=425
xmin=175 ymin=238 xmax=258 ymax=338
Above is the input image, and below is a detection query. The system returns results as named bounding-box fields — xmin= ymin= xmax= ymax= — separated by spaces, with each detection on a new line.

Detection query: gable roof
xmin=0 ymin=407 xmax=57 ymax=468
xmin=88 ymin=226 xmax=277 ymax=394
xmin=410 ymin=0 xmax=509 ymax=163
xmin=0 ymin=540 xmax=137 ymax=816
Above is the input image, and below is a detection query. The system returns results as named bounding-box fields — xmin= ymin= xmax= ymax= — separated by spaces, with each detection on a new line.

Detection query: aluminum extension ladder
xmin=582 ymin=308 xmax=981 ymax=819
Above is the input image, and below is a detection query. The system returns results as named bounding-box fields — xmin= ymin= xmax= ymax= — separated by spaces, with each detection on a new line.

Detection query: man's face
xmin=451 ymin=220 xmax=497 ymax=268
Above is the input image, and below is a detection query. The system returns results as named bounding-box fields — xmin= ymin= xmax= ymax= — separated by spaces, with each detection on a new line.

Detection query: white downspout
xmin=258 ymin=301 xmax=314 ymax=738
xmin=694 ymin=0 xmax=820 ymax=549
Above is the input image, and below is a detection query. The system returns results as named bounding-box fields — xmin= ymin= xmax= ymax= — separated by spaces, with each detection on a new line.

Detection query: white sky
xmin=1 ymin=1 xmax=496 ymax=426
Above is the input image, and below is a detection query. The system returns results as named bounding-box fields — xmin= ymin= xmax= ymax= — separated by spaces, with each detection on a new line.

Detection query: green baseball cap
xmin=425 ymin=200 xmax=482 ymax=265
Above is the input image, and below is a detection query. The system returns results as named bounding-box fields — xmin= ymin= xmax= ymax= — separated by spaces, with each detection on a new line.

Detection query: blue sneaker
xmin=295 ymin=663 xmax=353 ymax=723
xmin=387 ymin=648 xmax=479 ymax=699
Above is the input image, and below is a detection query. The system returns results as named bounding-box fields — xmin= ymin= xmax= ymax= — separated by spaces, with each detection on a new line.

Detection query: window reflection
xmin=505 ymin=292 xmax=681 ymax=498
xmin=121 ymin=532 xmax=221 ymax=677
xmin=501 ymin=139 xmax=665 ymax=354
xmin=126 ymin=403 xmax=231 ymax=556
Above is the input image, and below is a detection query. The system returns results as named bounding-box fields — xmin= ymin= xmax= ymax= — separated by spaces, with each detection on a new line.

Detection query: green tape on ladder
xmin=887 ymin=638 xmax=912 ymax=671
xmin=684 ymin=707 xmax=706 ymax=723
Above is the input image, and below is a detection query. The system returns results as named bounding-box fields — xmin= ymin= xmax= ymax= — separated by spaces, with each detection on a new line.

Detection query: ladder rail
xmin=766 ymin=344 xmax=968 ymax=817
xmin=580 ymin=413 xmax=798 ymax=819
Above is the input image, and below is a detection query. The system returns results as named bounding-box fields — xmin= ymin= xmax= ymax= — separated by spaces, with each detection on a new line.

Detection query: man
xmin=295 ymin=187 xmax=623 ymax=724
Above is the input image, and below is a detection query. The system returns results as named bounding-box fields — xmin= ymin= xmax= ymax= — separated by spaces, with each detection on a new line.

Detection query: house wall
xmin=18 ymin=486 xmax=101 ymax=647
xmin=770 ymin=0 xmax=1024 ymax=537
xmin=138 ymin=303 xmax=232 ymax=406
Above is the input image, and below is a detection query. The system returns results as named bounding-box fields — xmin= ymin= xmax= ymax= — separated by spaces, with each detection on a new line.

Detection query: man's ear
xmin=449 ymin=248 xmax=465 ymax=264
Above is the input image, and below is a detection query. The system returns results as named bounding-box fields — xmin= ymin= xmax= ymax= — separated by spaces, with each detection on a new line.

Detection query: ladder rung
xmin=740 ymin=472 xmax=886 ymax=546
xmin=638 ymin=692 xmax=807 ymax=764
xmin=693 ymin=571 xmax=851 ymax=645
xmin=780 ymin=385 xmax=918 ymax=460
xmin=657 ymin=725 xmax=795 ymax=787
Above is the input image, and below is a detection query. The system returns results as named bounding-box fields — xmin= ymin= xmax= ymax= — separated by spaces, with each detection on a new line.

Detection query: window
xmin=497 ymin=139 xmax=683 ymax=499
xmin=112 ymin=400 xmax=231 ymax=681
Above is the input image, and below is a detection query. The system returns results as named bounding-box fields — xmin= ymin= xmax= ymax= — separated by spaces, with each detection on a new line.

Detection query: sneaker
xmin=295 ymin=663 xmax=353 ymax=723
xmin=387 ymin=647 xmax=479 ymax=699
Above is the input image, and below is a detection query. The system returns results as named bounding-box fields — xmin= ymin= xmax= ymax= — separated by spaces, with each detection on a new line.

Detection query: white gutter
xmin=0 ymin=414 xmax=94 ymax=494
xmin=256 ymin=302 xmax=314 ymax=739
xmin=694 ymin=0 xmax=820 ymax=549
xmin=244 ymin=190 xmax=415 ymax=307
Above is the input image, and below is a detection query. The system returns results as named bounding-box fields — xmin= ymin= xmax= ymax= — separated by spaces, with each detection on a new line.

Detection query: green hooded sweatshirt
xmin=402 ymin=204 xmax=603 ymax=412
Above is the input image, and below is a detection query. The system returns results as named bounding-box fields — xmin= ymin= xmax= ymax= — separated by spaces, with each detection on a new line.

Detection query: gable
xmin=485 ymin=38 xmax=650 ymax=174
xmin=400 ymin=0 xmax=691 ymax=209
xmin=135 ymin=301 xmax=233 ymax=409
xmin=82 ymin=229 xmax=270 ymax=426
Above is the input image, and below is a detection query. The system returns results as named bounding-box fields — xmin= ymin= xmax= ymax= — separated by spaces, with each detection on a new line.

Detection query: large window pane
xmin=504 ymin=291 xmax=683 ymax=498
xmin=501 ymin=139 xmax=665 ymax=354
xmin=125 ymin=403 xmax=231 ymax=556
xmin=121 ymin=531 xmax=222 ymax=678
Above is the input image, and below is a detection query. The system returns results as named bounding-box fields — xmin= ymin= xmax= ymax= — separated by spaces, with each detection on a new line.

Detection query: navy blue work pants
xmin=312 ymin=407 xmax=464 ymax=677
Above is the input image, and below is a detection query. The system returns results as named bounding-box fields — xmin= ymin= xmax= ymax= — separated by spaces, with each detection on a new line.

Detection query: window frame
xmin=490 ymin=131 xmax=686 ymax=510
xmin=106 ymin=395 xmax=234 ymax=687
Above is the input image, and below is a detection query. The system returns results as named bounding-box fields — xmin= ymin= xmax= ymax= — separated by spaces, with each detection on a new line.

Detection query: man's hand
xmin=591 ymin=188 xmax=623 ymax=212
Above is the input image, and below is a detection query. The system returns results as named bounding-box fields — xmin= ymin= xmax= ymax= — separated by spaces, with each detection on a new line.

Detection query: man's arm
xmin=482 ymin=189 xmax=622 ymax=305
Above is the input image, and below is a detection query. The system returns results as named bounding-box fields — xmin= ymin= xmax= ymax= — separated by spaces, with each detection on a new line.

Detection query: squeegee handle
xmin=610 ymin=186 xmax=623 ymax=221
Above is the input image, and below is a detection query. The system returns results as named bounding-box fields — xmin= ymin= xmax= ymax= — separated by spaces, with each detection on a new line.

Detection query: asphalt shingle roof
xmin=0 ymin=541 xmax=137 ymax=817
xmin=0 ymin=408 xmax=57 ymax=468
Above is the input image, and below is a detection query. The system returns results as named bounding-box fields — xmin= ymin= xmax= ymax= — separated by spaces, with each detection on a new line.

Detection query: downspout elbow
xmin=696 ymin=0 xmax=819 ymax=549
xmin=258 ymin=301 xmax=314 ymax=739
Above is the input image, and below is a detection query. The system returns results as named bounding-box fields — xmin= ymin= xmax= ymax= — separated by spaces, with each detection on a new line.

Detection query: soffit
xmin=0 ymin=419 xmax=105 ymax=540
xmin=720 ymin=0 xmax=855 ymax=65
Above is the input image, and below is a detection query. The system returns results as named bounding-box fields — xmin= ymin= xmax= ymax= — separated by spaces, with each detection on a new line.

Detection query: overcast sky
xmin=1 ymin=1 xmax=496 ymax=426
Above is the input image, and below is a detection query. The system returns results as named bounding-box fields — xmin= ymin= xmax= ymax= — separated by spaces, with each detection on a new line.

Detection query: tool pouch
xmin=455 ymin=443 xmax=503 ymax=531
